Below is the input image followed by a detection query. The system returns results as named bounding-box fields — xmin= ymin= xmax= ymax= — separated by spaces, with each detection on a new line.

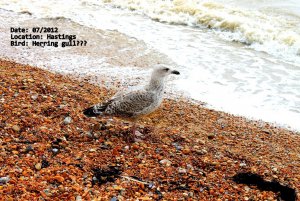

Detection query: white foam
xmin=93 ymin=0 xmax=300 ymax=65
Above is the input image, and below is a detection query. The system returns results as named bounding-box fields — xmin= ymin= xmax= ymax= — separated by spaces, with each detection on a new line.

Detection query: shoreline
xmin=0 ymin=59 xmax=299 ymax=200
xmin=2 ymin=8 xmax=300 ymax=132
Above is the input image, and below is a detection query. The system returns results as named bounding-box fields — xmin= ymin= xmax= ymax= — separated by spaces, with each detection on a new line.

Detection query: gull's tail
xmin=83 ymin=104 xmax=107 ymax=117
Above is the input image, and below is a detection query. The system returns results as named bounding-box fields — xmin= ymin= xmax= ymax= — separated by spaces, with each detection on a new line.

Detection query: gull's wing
xmin=105 ymin=89 xmax=156 ymax=118
xmin=111 ymin=84 xmax=144 ymax=100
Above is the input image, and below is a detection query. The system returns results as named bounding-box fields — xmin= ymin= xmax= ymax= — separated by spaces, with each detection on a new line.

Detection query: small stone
xmin=12 ymin=150 xmax=18 ymax=155
xmin=148 ymin=183 xmax=155 ymax=189
xmin=182 ymin=147 xmax=191 ymax=154
xmin=63 ymin=116 xmax=72 ymax=124
xmin=172 ymin=142 xmax=182 ymax=151
xmin=35 ymin=163 xmax=42 ymax=170
xmin=207 ymin=133 xmax=215 ymax=139
xmin=244 ymin=186 xmax=250 ymax=192
xmin=89 ymin=148 xmax=96 ymax=152
xmin=31 ymin=94 xmax=38 ymax=100
xmin=58 ymin=186 xmax=65 ymax=192
xmin=196 ymin=149 xmax=207 ymax=155
xmin=0 ymin=176 xmax=10 ymax=184
xmin=82 ymin=172 xmax=89 ymax=179
xmin=155 ymin=148 xmax=162 ymax=153
xmin=52 ymin=148 xmax=59 ymax=154
xmin=178 ymin=167 xmax=187 ymax=174
xmin=110 ymin=197 xmax=117 ymax=201
xmin=12 ymin=125 xmax=20 ymax=132
xmin=217 ymin=118 xmax=227 ymax=128
xmin=193 ymin=145 xmax=200 ymax=149
xmin=132 ymin=144 xmax=139 ymax=150
xmin=272 ymin=167 xmax=278 ymax=172
xmin=43 ymin=188 xmax=51 ymax=196
xmin=25 ymin=145 xmax=34 ymax=152
xmin=85 ymin=131 xmax=92 ymax=138
xmin=92 ymin=176 xmax=98 ymax=182
xmin=113 ymin=185 xmax=123 ymax=190
xmin=139 ymin=196 xmax=152 ymax=200
xmin=221 ymin=162 xmax=227 ymax=166
xmin=41 ymin=159 xmax=50 ymax=168
xmin=76 ymin=195 xmax=82 ymax=201
xmin=239 ymin=162 xmax=247 ymax=167
xmin=59 ymin=104 xmax=66 ymax=109
xmin=99 ymin=142 xmax=110 ymax=150
xmin=160 ymin=159 xmax=172 ymax=166
xmin=187 ymin=164 xmax=194 ymax=170
xmin=104 ymin=141 xmax=113 ymax=146
xmin=137 ymin=152 xmax=144 ymax=159
xmin=53 ymin=175 xmax=64 ymax=183
xmin=93 ymin=133 xmax=100 ymax=138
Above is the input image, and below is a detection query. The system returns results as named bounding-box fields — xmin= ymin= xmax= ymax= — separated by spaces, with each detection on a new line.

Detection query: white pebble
xmin=0 ymin=176 xmax=10 ymax=184
xmin=63 ymin=116 xmax=72 ymax=124
xmin=178 ymin=167 xmax=187 ymax=174
xmin=31 ymin=94 xmax=38 ymax=100
xmin=160 ymin=159 xmax=172 ymax=166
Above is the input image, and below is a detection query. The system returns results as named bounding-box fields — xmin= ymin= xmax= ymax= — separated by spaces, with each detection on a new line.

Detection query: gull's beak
xmin=171 ymin=70 xmax=180 ymax=75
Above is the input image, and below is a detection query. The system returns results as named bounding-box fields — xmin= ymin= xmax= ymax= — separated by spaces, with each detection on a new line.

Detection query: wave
xmin=101 ymin=0 xmax=300 ymax=62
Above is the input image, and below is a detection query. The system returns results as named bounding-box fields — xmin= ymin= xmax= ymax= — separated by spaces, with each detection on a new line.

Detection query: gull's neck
xmin=146 ymin=75 xmax=165 ymax=92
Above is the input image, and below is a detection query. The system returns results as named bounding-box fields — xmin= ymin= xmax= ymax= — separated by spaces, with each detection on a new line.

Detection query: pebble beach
xmin=1 ymin=60 xmax=299 ymax=200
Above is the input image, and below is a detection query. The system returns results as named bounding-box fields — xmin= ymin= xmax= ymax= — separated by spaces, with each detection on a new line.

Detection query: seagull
xmin=83 ymin=66 xmax=180 ymax=138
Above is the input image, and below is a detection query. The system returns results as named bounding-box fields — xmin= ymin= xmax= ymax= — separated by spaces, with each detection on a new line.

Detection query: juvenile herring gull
xmin=83 ymin=66 xmax=180 ymax=136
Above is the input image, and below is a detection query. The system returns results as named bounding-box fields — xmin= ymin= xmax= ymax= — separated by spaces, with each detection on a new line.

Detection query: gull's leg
xmin=132 ymin=122 xmax=136 ymax=136
xmin=128 ymin=119 xmax=137 ymax=142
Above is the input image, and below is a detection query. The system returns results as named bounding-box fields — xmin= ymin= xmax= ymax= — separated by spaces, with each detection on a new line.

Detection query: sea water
xmin=0 ymin=0 xmax=299 ymax=130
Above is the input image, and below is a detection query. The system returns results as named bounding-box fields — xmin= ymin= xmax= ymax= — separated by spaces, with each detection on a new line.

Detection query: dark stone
xmin=92 ymin=166 xmax=122 ymax=185
xmin=25 ymin=145 xmax=34 ymax=153
xmin=41 ymin=159 xmax=50 ymax=168
xmin=155 ymin=189 xmax=163 ymax=200
xmin=232 ymin=172 xmax=296 ymax=201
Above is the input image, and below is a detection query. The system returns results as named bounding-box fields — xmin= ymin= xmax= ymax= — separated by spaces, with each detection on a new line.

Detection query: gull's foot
xmin=133 ymin=130 xmax=145 ymax=142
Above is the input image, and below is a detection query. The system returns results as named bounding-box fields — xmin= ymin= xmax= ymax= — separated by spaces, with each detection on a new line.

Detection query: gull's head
xmin=151 ymin=66 xmax=180 ymax=79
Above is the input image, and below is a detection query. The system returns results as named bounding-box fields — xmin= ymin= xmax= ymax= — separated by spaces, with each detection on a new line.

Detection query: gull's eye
xmin=164 ymin=68 xmax=169 ymax=71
